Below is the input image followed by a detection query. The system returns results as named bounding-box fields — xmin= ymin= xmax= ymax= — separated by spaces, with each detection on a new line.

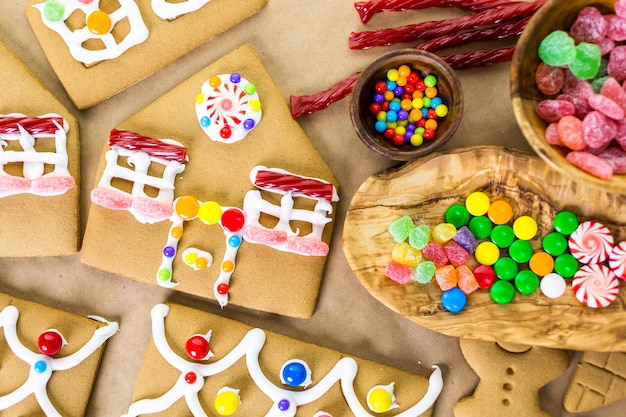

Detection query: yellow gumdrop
xmin=198 ymin=201 xmax=222 ymax=225
xmin=391 ymin=242 xmax=422 ymax=267
xmin=432 ymin=223 xmax=457 ymax=243
xmin=367 ymin=387 xmax=393 ymax=413
xmin=214 ymin=389 xmax=240 ymax=416
xmin=175 ymin=196 xmax=199 ymax=220
xmin=465 ymin=191 xmax=490 ymax=216
xmin=184 ymin=252 xmax=197 ymax=266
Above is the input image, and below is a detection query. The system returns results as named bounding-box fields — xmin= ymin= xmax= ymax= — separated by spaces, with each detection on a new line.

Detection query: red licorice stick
xmin=440 ymin=45 xmax=516 ymax=69
xmin=416 ymin=16 xmax=530 ymax=52
xmin=349 ymin=0 xmax=545 ymax=49
xmin=108 ymin=129 xmax=188 ymax=162
xmin=0 ymin=116 xmax=64 ymax=135
xmin=355 ymin=0 xmax=525 ymax=24
xmin=289 ymin=72 xmax=361 ymax=118
xmin=253 ymin=168 xmax=336 ymax=202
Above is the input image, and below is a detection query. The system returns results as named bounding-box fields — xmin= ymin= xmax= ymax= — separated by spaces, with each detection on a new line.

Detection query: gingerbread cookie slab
xmin=123 ymin=302 xmax=442 ymax=416
xmin=0 ymin=40 xmax=80 ymax=257
xmin=81 ymin=44 xmax=339 ymax=318
xmin=24 ymin=0 xmax=268 ymax=109
xmin=0 ymin=292 xmax=118 ymax=416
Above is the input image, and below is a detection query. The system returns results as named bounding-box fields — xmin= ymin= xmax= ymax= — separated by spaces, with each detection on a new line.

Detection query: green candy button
xmin=515 ymin=270 xmax=539 ymax=295
xmin=542 ymin=232 xmax=568 ymax=256
xmin=509 ymin=239 xmax=533 ymax=264
xmin=494 ymin=257 xmax=518 ymax=280
xmin=553 ymin=210 xmax=579 ymax=235
xmin=554 ymin=253 xmax=579 ymax=278
xmin=469 ymin=216 xmax=493 ymax=239
xmin=491 ymin=225 xmax=515 ymax=248
xmin=490 ymin=280 xmax=515 ymax=304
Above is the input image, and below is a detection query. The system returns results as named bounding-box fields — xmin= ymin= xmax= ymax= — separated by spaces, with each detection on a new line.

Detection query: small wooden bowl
xmin=511 ymin=0 xmax=626 ymax=193
xmin=350 ymin=49 xmax=463 ymax=161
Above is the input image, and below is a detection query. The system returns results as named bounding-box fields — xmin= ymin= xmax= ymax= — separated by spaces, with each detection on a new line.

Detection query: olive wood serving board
xmin=343 ymin=146 xmax=626 ymax=352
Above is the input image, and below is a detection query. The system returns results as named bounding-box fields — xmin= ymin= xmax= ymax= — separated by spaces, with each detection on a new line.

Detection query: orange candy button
xmin=488 ymin=200 xmax=513 ymax=225
xmin=175 ymin=196 xmax=199 ymax=220
xmin=529 ymin=251 xmax=555 ymax=276
xmin=87 ymin=10 xmax=112 ymax=35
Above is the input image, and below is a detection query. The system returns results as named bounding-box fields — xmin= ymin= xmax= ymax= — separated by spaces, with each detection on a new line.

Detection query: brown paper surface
xmin=81 ymin=44 xmax=338 ymax=318
xmin=0 ymin=292 xmax=109 ymax=417
xmin=0 ymin=41 xmax=80 ymax=257
xmin=0 ymin=1 xmax=624 ymax=416
xmin=24 ymin=0 xmax=268 ymax=109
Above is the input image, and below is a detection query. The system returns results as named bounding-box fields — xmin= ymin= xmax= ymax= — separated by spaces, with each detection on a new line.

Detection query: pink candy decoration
xmin=443 ymin=240 xmax=469 ymax=267
xmin=582 ymin=111 xmax=617 ymax=149
xmin=536 ymin=99 xmax=575 ymax=123
xmin=284 ymin=236 xmax=330 ymax=256
xmin=572 ymin=264 xmax=619 ymax=308
xmin=566 ymin=151 xmax=613 ymax=180
xmin=544 ymin=123 xmax=563 ymax=145
xmin=617 ymin=0 xmax=626 ymax=18
xmin=558 ymin=115 xmax=586 ymax=150
xmin=90 ymin=187 xmax=132 ymax=210
xmin=609 ymin=240 xmax=626 ymax=279
xmin=607 ymin=15 xmax=626 ymax=41
xmin=568 ymin=220 xmax=614 ymax=264
xmin=570 ymin=6 xmax=608 ymax=42
xmin=587 ymin=94 xmax=625 ymax=120
xmin=0 ymin=176 xmax=31 ymax=192
xmin=608 ymin=45 xmax=626 ymax=81
xmin=385 ymin=260 xmax=413 ymax=284
xmin=242 ymin=224 xmax=288 ymax=245
xmin=600 ymin=77 xmax=626 ymax=112
xmin=422 ymin=241 xmax=448 ymax=267
xmin=30 ymin=176 xmax=75 ymax=194
xmin=131 ymin=197 xmax=173 ymax=222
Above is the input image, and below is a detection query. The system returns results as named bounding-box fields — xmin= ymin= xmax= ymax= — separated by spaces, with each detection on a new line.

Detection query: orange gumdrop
xmin=457 ymin=265 xmax=480 ymax=294
xmin=435 ymin=264 xmax=458 ymax=291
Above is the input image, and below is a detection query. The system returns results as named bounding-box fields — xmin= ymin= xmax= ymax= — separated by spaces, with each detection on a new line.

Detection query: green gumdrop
xmin=388 ymin=215 xmax=414 ymax=243
xmin=538 ymin=30 xmax=577 ymax=66
xmin=413 ymin=260 xmax=436 ymax=284
xmin=568 ymin=42 xmax=601 ymax=80
xmin=43 ymin=0 xmax=64 ymax=22
xmin=408 ymin=224 xmax=431 ymax=250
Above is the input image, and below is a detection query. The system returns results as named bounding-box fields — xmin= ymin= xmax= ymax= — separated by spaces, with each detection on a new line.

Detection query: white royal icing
xmin=0 ymin=113 xmax=74 ymax=198
xmin=34 ymin=0 xmax=149 ymax=66
xmin=151 ymin=0 xmax=212 ymax=20
xmin=123 ymin=304 xmax=443 ymax=417
xmin=195 ymin=73 xmax=262 ymax=143
xmin=0 ymin=305 xmax=118 ymax=416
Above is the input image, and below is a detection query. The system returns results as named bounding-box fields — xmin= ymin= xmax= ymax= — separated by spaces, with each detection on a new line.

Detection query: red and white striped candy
xmin=609 ymin=241 xmax=626 ymax=280
xmin=572 ymin=264 xmax=619 ymax=308
xmin=568 ymin=221 xmax=614 ymax=264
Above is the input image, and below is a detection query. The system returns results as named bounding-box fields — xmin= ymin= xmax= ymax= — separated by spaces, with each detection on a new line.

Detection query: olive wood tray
xmin=343 ymin=146 xmax=626 ymax=352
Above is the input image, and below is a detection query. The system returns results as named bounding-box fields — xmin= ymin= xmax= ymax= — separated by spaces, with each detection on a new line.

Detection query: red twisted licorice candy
xmin=440 ymin=45 xmax=516 ymax=69
xmin=349 ymin=0 xmax=545 ymax=49
xmin=289 ymin=72 xmax=361 ymax=118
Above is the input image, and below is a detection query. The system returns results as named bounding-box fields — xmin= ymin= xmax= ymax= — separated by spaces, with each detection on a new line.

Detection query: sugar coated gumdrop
xmin=432 ymin=222 xmax=457 ymax=243
xmin=391 ymin=242 xmax=423 ymax=267
xmin=538 ymin=30 xmax=577 ymax=67
xmin=435 ymin=264 xmax=458 ymax=291
xmin=566 ymin=151 xmax=613 ymax=180
xmin=388 ymin=215 xmax=414 ymax=242
xmin=385 ymin=261 xmax=413 ymax=284
xmin=457 ymin=264 xmax=479 ymax=294
xmin=535 ymin=62 xmax=564 ymax=95
xmin=423 ymin=241 xmax=448 ymax=267
xmin=570 ymin=7 xmax=608 ymax=42
xmin=414 ymin=260 xmax=436 ymax=284
xmin=408 ymin=224 xmax=431 ymax=249
xmin=452 ymin=226 xmax=477 ymax=254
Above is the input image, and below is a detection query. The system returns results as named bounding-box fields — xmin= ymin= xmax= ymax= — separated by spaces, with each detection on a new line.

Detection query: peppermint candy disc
xmin=609 ymin=241 xmax=626 ymax=280
xmin=568 ymin=221 xmax=614 ymax=264
xmin=195 ymin=73 xmax=262 ymax=143
xmin=572 ymin=264 xmax=619 ymax=308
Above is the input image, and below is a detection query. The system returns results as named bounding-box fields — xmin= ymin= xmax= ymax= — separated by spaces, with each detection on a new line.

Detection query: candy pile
xmin=535 ymin=0 xmax=626 ymax=180
xmin=290 ymin=0 xmax=545 ymax=118
xmin=385 ymin=191 xmax=626 ymax=312
xmin=371 ymin=65 xmax=449 ymax=147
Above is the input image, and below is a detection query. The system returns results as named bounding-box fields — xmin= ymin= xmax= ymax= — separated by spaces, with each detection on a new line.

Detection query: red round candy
xmin=186 ymin=334 xmax=210 ymax=360
xmin=473 ymin=265 xmax=496 ymax=289
xmin=369 ymin=103 xmax=381 ymax=115
xmin=384 ymin=128 xmax=395 ymax=139
xmin=401 ymin=93 xmax=412 ymax=101
xmin=382 ymin=101 xmax=390 ymax=111
xmin=393 ymin=134 xmax=405 ymax=145
xmin=407 ymin=72 xmax=419 ymax=84
xmin=417 ymin=118 xmax=427 ymax=128
xmin=427 ymin=109 xmax=438 ymax=120
xmin=221 ymin=208 xmax=245 ymax=232
xmin=185 ymin=372 xmax=198 ymax=384
xmin=219 ymin=126 xmax=232 ymax=139
xmin=38 ymin=330 xmax=64 ymax=355
xmin=375 ymin=81 xmax=387 ymax=93
xmin=424 ymin=129 xmax=436 ymax=140
xmin=404 ymin=83 xmax=415 ymax=93
xmin=416 ymin=80 xmax=426 ymax=91
xmin=217 ymin=283 xmax=229 ymax=295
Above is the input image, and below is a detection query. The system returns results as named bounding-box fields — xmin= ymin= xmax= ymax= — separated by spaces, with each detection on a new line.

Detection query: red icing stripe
xmin=254 ymin=169 xmax=335 ymax=202
xmin=108 ymin=129 xmax=187 ymax=163
xmin=0 ymin=116 xmax=65 ymax=135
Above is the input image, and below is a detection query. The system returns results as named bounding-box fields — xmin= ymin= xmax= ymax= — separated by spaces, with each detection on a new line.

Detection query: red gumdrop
xmin=618 ymin=0 xmax=626 ymax=18
xmin=535 ymin=99 xmax=575 ymax=123
xmin=608 ymin=45 xmax=626 ymax=81
xmin=473 ymin=265 xmax=496 ymax=289
xmin=588 ymin=93 xmax=625 ymax=120
xmin=566 ymin=151 xmax=614 ymax=180
xmin=443 ymin=240 xmax=469 ymax=267
xmin=558 ymin=94 xmax=593 ymax=119
xmin=385 ymin=260 xmax=413 ymax=284
xmin=422 ymin=241 xmax=449 ymax=267
xmin=535 ymin=62 xmax=564 ymax=95
xmin=596 ymin=37 xmax=616 ymax=56
xmin=597 ymin=145 xmax=626 ymax=173
xmin=607 ymin=15 xmax=626 ymax=41
xmin=544 ymin=123 xmax=563 ymax=146
xmin=570 ymin=7 xmax=608 ymax=42
xmin=600 ymin=77 xmax=626 ymax=112
xmin=558 ymin=115 xmax=586 ymax=150
xmin=582 ymin=111 xmax=617 ymax=149
xmin=186 ymin=335 xmax=210 ymax=360
xmin=614 ymin=119 xmax=626 ymax=150
xmin=562 ymin=70 xmax=594 ymax=99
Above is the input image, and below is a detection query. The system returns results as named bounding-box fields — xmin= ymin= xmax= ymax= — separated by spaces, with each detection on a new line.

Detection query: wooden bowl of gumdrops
xmin=350 ymin=49 xmax=464 ymax=161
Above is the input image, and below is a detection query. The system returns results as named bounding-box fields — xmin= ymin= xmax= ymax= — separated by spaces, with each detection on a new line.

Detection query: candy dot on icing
xmin=209 ymin=75 xmax=221 ymax=87
xmin=221 ymin=260 xmax=235 ymax=273
xmin=87 ymin=10 xmax=112 ymax=35
xmin=214 ymin=388 xmax=240 ymax=416
xmin=185 ymin=371 xmax=197 ymax=384
xmin=243 ymin=119 xmax=255 ymax=130
xmin=198 ymin=201 xmax=222 ymax=225
xmin=244 ymin=83 xmax=256 ymax=95
xmin=43 ymin=0 xmax=65 ymax=22
xmin=196 ymin=93 xmax=205 ymax=105
xmin=175 ymin=196 xmax=199 ymax=220
xmin=250 ymin=99 xmax=261 ymax=112
xmin=281 ymin=360 xmax=311 ymax=387
xmin=228 ymin=235 xmax=241 ymax=248
xmin=220 ymin=126 xmax=232 ymax=139
xmin=278 ymin=399 xmax=291 ymax=411
xmin=184 ymin=251 xmax=197 ymax=266
xmin=196 ymin=257 xmax=209 ymax=270
xmin=34 ymin=360 xmax=47 ymax=374
xmin=38 ymin=330 xmax=64 ymax=355
xmin=221 ymin=208 xmax=245 ymax=232
xmin=163 ymin=246 xmax=176 ymax=258
xmin=230 ymin=73 xmax=241 ymax=83
xmin=367 ymin=384 xmax=397 ymax=413
xmin=157 ymin=269 xmax=171 ymax=282
xmin=186 ymin=334 xmax=210 ymax=360
xmin=171 ymin=226 xmax=183 ymax=239
xmin=217 ymin=283 xmax=229 ymax=295
xmin=200 ymin=116 xmax=211 ymax=128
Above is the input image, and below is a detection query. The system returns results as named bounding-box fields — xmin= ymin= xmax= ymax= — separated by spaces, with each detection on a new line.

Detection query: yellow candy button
xmin=465 ymin=191 xmax=490 ymax=216
xmin=475 ymin=241 xmax=500 ymax=266
xmin=214 ymin=389 xmax=240 ymax=416
xmin=367 ymin=387 xmax=393 ymax=413
xmin=198 ymin=201 xmax=222 ymax=225
xmin=87 ymin=10 xmax=111 ymax=35
xmin=513 ymin=215 xmax=538 ymax=240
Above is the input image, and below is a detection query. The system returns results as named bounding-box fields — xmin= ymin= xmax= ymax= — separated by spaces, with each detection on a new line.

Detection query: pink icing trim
xmin=108 ymin=129 xmax=187 ymax=163
xmin=242 ymin=224 xmax=288 ymax=245
xmin=130 ymin=197 xmax=173 ymax=222
xmin=253 ymin=169 xmax=336 ymax=202
xmin=284 ymin=236 xmax=329 ymax=256
xmin=31 ymin=176 xmax=75 ymax=194
xmin=91 ymin=187 xmax=132 ymax=210
xmin=0 ymin=116 xmax=64 ymax=135
xmin=0 ymin=176 xmax=31 ymax=192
